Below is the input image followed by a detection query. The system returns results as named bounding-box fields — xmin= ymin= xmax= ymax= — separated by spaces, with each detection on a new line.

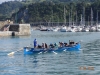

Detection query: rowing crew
xmin=33 ymin=39 xmax=78 ymax=49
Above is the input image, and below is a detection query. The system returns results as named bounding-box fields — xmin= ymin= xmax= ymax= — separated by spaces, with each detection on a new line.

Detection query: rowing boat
xmin=24 ymin=43 xmax=81 ymax=55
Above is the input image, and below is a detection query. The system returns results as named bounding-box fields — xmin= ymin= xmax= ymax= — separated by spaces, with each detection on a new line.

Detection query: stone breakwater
xmin=0 ymin=24 xmax=31 ymax=36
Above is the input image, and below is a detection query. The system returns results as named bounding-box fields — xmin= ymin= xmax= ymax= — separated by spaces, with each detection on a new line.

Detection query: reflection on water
xmin=0 ymin=31 xmax=100 ymax=75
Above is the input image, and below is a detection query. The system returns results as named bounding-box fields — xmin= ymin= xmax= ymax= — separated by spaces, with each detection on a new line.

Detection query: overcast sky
xmin=0 ymin=0 xmax=14 ymax=4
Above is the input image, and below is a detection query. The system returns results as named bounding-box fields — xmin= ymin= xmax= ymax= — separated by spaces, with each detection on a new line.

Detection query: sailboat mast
xmin=91 ymin=8 xmax=93 ymax=26
xmin=71 ymin=6 xmax=72 ymax=26
xmin=83 ymin=7 xmax=85 ymax=26
xmin=64 ymin=5 xmax=66 ymax=25
xmin=52 ymin=10 xmax=53 ymax=26
xmin=69 ymin=12 xmax=70 ymax=26
xmin=96 ymin=10 xmax=98 ymax=25
xmin=81 ymin=14 xmax=83 ymax=26
xmin=76 ymin=11 xmax=77 ymax=26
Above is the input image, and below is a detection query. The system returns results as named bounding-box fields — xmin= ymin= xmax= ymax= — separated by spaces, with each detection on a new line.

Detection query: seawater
xmin=0 ymin=30 xmax=100 ymax=75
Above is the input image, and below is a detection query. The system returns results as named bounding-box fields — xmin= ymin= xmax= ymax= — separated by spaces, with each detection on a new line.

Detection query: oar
xmin=63 ymin=49 xmax=67 ymax=52
xmin=52 ymin=51 xmax=57 ymax=54
xmin=38 ymin=51 xmax=42 ymax=54
xmin=78 ymin=40 xmax=83 ymax=43
xmin=7 ymin=48 xmax=23 ymax=56
xmin=44 ymin=51 xmax=48 ymax=53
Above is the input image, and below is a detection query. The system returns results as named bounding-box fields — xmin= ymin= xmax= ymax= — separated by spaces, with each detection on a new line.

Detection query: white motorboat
xmin=60 ymin=26 xmax=67 ymax=32
xmin=89 ymin=26 xmax=96 ymax=32
xmin=96 ymin=25 xmax=100 ymax=32
xmin=81 ymin=27 xmax=89 ymax=32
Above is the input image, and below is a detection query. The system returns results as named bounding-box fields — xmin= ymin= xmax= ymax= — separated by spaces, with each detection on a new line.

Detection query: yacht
xmin=52 ymin=27 xmax=60 ymax=32
xmin=67 ymin=26 xmax=76 ymax=32
xmin=96 ymin=25 xmax=100 ymax=32
xmin=89 ymin=26 xmax=96 ymax=32
xmin=81 ymin=27 xmax=89 ymax=32
xmin=60 ymin=26 xmax=67 ymax=32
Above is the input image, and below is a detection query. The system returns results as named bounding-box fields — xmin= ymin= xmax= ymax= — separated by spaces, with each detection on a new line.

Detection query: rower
xmin=54 ymin=43 xmax=58 ymax=48
xmin=45 ymin=43 xmax=48 ymax=48
xmin=64 ymin=42 xmax=68 ymax=47
xmin=69 ymin=40 xmax=75 ymax=46
xmin=49 ymin=43 xmax=54 ymax=48
xmin=60 ymin=42 xmax=64 ymax=47
xmin=38 ymin=44 xmax=42 ymax=48
xmin=42 ymin=42 xmax=45 ymax=48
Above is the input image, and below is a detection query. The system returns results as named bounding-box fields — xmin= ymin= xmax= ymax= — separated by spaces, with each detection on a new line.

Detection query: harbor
xmin=0 ymin=0 xmax=100 ymax=75
xmin=0 ymin=30 xmax=100 ymax=75
xmin=31 ymin=22 xmax=100 ymax=32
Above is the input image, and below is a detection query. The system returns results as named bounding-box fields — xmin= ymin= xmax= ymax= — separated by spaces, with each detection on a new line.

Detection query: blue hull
xmin=24 ymin=44 xmax=81 ymax=55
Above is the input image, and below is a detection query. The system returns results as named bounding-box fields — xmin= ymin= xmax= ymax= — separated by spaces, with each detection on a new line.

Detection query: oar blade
xmin=52 ymin=51 xmax=57 ymax=54
xmin=7 ymin=52 xmax=15 ymax=56
xmin=38 ymin=52 xmax=42 ymax=54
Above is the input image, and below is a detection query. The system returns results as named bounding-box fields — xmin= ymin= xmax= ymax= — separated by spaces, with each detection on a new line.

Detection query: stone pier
xmin=0 ymin=23 xmax=31 ymax=36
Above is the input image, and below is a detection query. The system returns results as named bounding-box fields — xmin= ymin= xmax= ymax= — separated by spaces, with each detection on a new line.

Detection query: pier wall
xmin=19 ymin=24 xmax=31 ymax=35
xmin=0 ymin=31 xmax=12 ymax=36
xmin=0 ymin=23 xmax=31 ymax=36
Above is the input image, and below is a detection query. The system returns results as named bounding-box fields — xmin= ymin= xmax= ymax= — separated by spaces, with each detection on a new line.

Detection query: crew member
xmin=33 ymin=39 xmax=37 ymax=48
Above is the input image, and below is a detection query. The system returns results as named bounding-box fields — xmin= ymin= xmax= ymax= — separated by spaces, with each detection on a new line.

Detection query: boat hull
xmin=24 ymin=44 xmax=81 ymax=55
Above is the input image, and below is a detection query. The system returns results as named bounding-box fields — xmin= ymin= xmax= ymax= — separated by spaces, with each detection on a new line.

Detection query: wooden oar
xmin=38 ymin=51 xmax=42 ymax=54
xmin=63 ymin=49 xmax=67 ymax=52
xmin=52 ymin=51 xmax=57 ymax=54
xmin=7 ymin=48 xmax=23 ymax=56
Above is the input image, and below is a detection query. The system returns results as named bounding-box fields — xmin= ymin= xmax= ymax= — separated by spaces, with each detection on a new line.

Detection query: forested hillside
xmin=11 ymin=0 xmax=100 ymax=23
xmin=0 ymin=0 xmax=100 ymax=23
xmin=25 ymin=0 xmax=95 ymax=3
xmin=0 ymin=1 xmax=24 ymax=21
